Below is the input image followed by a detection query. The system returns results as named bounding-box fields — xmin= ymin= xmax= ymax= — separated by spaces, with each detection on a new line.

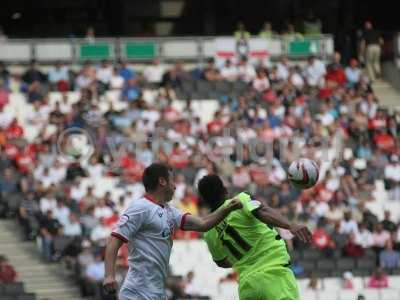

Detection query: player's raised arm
xmin=103 ymin=236 xmax=123 ymax=294
xmin=182 ymin=198 xmax=242 ymax=232
xmin=253 ymin=202 xmax=312 ymax=243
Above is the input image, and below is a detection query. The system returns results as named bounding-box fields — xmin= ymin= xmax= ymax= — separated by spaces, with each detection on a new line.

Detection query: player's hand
xmin=289 ymin=224 xmax=312 ymax=243
xmin=103 ymin=276 xmax=118 ymax=294
xmin=226 ymin=198 xmax=243 ymax=212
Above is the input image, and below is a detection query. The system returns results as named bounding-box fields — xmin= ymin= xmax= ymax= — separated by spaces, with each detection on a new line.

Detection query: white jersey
xmin=111 ymin=195 xmax=188 ymax=296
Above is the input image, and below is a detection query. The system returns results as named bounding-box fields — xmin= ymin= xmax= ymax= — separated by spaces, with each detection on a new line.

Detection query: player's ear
xmin=159 ymin=177 xmax=167 ymax=187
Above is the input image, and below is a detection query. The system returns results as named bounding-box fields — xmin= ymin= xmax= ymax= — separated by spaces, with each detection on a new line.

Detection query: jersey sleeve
xmin=111 ymin=204 xmax=148 ymax=243
xmin=204 ymin=230 xmax=228 ymax=262
xmin=169 ymin=205 xmax=191 ymax=230
xmin=235 ymin=192 xmax=262 ymax=218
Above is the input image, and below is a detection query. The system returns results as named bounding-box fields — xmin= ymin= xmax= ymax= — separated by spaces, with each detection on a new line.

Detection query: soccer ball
xmin=287 ymin=159 xmax=319 ymax=189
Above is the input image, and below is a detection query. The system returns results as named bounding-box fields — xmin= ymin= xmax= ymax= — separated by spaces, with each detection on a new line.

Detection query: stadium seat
xmin=317 ymin=291 xmax=338 ymax=300
xmin=299 ymin=290 xmax=318 ymax=300
xmin=352 ymin=269 xmax=372 ymax=277
xmin=336 ymin=258 xmax=355 ymax=271
xmin=353 ymin=277 xmax=365 ymax=290
xmin=289 ymin=250 xmax=301 ymax=262
xmin=380 ymin=289 xmax=400 ymax=300
xmin=299 ymin=260 xmax=315 ymax=273
xmin=323 ymin=278 xmax=340 ymax=290
xmin=317 ymin=259 xmax=336 ymax=271
xmin=338 ymin=290 xmax=359 ymax=300
xmin=17 ymin=294 xmax=36 ymax=300
xmin=4 ymin=282 xmax=24 ymax=294
xmin=302 ymin=249 xmax=321 ymax=260
xmin=362 ymin=289 xmax=380 ymax=300
xmin=312 ymin=270 xmax=331 ymax=278
xmin=0 ymin=296 xmax=16 ymax=300
xmin=364 ymin=249 xmax=376 ymax=259
xmin=356 ymin=258 xmax=376 ymax=270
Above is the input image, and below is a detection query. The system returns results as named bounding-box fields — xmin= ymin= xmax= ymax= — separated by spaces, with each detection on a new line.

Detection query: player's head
xmin=142 ymin=163 xmax=175 ymax=202
xmin=197 ymin=174 xmax=228 ymax=210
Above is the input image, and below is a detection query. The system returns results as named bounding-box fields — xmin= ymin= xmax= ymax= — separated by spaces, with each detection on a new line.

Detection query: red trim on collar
xmin=144 ymin=194 xmax=164 ymax=208
xmin=111 ymin=232 xmax=128 ymax=243
xmin=180 ymin=213 xmax=191 ymax=230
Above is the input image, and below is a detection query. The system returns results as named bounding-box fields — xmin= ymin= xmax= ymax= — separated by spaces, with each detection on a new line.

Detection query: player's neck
xmin=144 ymin=192 xmax=166 ymax=207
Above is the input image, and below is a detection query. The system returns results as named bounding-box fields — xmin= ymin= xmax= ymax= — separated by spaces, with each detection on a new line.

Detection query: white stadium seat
xmin=380 ymin=289 xmax=400 ymax=300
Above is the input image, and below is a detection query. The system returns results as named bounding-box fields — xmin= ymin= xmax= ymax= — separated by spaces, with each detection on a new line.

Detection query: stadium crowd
xmin=0 ymin=47 xmax=400 ymax=299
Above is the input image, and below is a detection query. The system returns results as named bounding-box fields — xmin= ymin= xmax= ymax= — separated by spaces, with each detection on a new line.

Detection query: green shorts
xmin=239 ymin=266 xmax=300 ymax=300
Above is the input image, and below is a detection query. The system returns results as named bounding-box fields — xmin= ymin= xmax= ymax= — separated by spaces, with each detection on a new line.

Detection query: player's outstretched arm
xmin=253 ymin=203 xmax=312 ymax=243
xmin=103 ymin=236 xmax=123 ymax=294
xmin=182 ymin=198 xmax=242 ymax=232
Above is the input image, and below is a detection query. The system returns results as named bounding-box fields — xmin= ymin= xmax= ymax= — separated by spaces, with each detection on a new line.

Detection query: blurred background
xmin=1 ymin=1 xmax=400 ymax=300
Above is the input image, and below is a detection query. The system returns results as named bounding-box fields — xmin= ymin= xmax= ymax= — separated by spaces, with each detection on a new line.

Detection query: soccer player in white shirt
xmin=103 ymin=163 xmax=242 ymax=299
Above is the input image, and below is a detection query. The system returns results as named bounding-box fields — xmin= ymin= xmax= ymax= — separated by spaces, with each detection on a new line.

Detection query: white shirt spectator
xmin=136 ymin=148 xmax=153 ymax=167
xmin=318 ymin=112 xmax=335 ymax=126
xmin=340 ymin=219 xmax=359 ymax=235
xmin=385 ymin=163 xmax=400 ymax=182
xmin=91 ymin=224 xmax=111 ymax=242
xmin=94 ymin=205 xmax=113 ymax=219
xmin=48 ymin=66 xmax=69 ymax=83
xmin=304 ymin=59 xmax=326 ymax=87
xmin=220 ymin=65 xmax=238 ymax=81
xmin=345 ymin=66 xmax=361 ymax=84
xmin=0 ymin=111 xmax=13 ymax=129
xmin=315 ymin=201 xmax=330 ymax=217
xmin=276 ymin=62 xmax=289 ymax=80
xmin=252 ymin=76 xmax=270 ymax=92
xmin=75 ymin=74 xmax=93 ymax=90
xmin=290 ymin=72 xmax=305 ymax=89
xmin=143 ymin=64 xmax=164 ymax=83
xmin=86 ymin=163 xmax=104 ymax=179
xmin=40 ymin=196 xmax=57 ymax=214
xmin=141 ymin=109 xmax=160 ymax=125
xmin=64 ymin=221 xmax=83 ymax=237
xmin=49 ymin=165 xmax=66 ymax=184
xmin=237 ymin=64 xmax=256 ymax=82
xmin=70 ymin=184 xmax=86 ymax=202
xmin=237 ymin=127 xmax=257 ymax=143
xmin=86 ymin=261 xmax=105 ymax=281
xmin=355 ymin=228 xmax=374 ymax=248
xmin=110 ymin=73 xmax=124 ymax=89
xmin=96 ymin=66 xmax=113 ymax=84
xmin=53 ymin=205 xmax=70 ymax=226
xmin=372 ymin=230 xmax=391 ymax=248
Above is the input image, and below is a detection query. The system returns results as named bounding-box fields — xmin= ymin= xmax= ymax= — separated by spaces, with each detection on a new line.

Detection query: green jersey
xmin=204 ymin=192 xmax=290 ymax=281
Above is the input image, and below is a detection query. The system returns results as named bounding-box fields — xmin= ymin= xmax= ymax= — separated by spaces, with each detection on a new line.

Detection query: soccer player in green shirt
xmin=198 ymin=174 xmax=312 ymax=300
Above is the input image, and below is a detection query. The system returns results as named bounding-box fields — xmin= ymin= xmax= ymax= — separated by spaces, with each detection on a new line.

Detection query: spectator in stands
xmin=252 ymin=69 xmax=270 ymax=93
xmin=18 ymin=192 xmax=39 ymax=240
xmin=360 ymin=21 xmax=383 ymax=81
xmin=303 ymin=11 xmax=322 ymax=35
xmin=0 ymin=61 xmax=10 ymax=89
xmin=367 ymin=267 xmax=389 ymax=288
xmin=379 ymin=240 xmax=400 ymax=270
xmin=85 ymin=27 xmax=96 ymax=44
xmin=372 ymin=223 xmax=391 ymax=254
xmin=63 ymin=213 xmax=83 ymax=237
xmin=355 ymin=223 xmax=374 ymax=248
xmin=237 ymin=56 xmax=256 ymax=83
xmin=307 ymin=273 xmax=321 ymax=290
xmin=109 ymin=67 xmax=124 ymax=90
xmin=39 ymin=210 xmax=60 ymax=262
xmin=202 ymin=57 xmax=222 ymax=82
xmin=122 ymin=78 xmax=141 ymax=102
xmin=85 ymin=252 xmax=106 ymax=299
xmin=96 ymin=59 xmax=113 ymax=91
xmin=220 ymin=59 xmax=238 ymax=82
xmin=90 ymin=217 xmax=111 ymax=245
xmin=0 ymin=255 xmax=17 ymax=284
xmin=381 ymin=211 xmax=396 ymax=232
xmin=343 ymin=233 xmax=364 ymax=257
xmin=234 ymin=21 xmax=250 ymax=40
xmin=326 ymin=52 xmax=346 ymax=87
xmin=183 ymin=271 xmax=200 ymax=298
xmin=340 ymin=211 xmax=359 ymax=235
xmin=48 ymin=61 xmax=69 ymax=91
xmin=276 ymin=56 xmax=290 ymax=81
xmin=331 ymin=222 xmax=349 ymax=250
xmin=258 ymin=22 xmax=275 ymax=38
xmin=304 ymin=55 xmax=326 ymax=87
xmin=94 ymin=198 xmax=113 ymax=220
xmin=345 ymin=59 xmax=362 ymax=87
xmin=341 ymin=271 xmax=354 ymax=289
xmin=22 ymin=59 xmax=47 ymax=86
xmin=282 ymin=23 xmax=303 ymax=41
xmin=312 ymin=218 xmax=335 ymax=256
xmin=384 ymin=155 xmax=400 ymax=201
xmin=143 ymin=58 xmax=164 ymax=86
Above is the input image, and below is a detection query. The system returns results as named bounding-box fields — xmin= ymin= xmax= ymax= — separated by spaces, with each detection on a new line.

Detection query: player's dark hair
xmin=197 ymin=174 xmax=227 ymax=211
xmin=142 ymin=163 xmax=172 ymax=192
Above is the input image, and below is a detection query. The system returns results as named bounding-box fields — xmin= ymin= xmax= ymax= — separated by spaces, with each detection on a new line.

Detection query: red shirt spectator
xmin=207 ymin=112 xmax=224 ymax=135
xmin=368 ymin=269 xmax=389 ymax=288
xmin=0 ymin=255 xmax=17 ymax=284
xmin=373 ymin=131 xmax=395 ymax=152
xmin=6 ymin=119 xmax=24 ymax=139
xmin=312 ymin=226 xmax=335 ymax=250
xmin=4 ymin=143 xmax=19 ymax=160
xmin=168 ymin=143 xmax=189 ymax=169
xmin=120 ymin=153 xmax=145 ymax=182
